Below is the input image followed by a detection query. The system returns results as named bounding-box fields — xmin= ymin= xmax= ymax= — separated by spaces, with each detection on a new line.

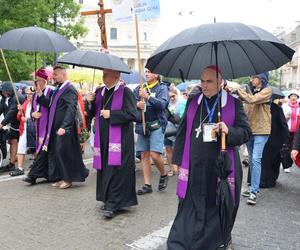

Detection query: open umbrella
xmin=0 ymin=26 xmax=76 ymax=99
xmin=146 ymin=22 xmax=294 ymax=80
xmin=120 ymin=71 xmax=145 ymax=84
xmin=146 ymin=22 xmax=295 ymax=245
xmin=57 ymin=50 xmax=131 ymax=74
xmin=0 ymin=26 xmax=76 ymax=53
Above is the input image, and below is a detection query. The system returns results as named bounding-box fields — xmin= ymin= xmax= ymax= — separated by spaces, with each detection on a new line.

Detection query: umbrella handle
xmin=221 ymin=132 xmax=226 ymax=151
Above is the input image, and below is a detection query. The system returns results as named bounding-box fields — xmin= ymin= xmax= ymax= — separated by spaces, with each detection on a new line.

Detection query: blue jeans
xmin=247 ymin=135 xmax=269 ymax=194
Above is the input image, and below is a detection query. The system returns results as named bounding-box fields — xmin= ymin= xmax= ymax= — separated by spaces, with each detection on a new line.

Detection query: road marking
xmin=0 ymin=158 xmax=93 ymax=183
xmin=126 ymin=221 xmax=172 ymax=250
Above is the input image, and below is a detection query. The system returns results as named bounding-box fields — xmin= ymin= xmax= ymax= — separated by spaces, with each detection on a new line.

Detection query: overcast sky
xmin=156 ymin=0 xmax=300 ymax=44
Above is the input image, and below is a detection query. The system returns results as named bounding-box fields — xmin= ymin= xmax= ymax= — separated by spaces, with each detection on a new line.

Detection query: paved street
xmin=0 ymin=148 xmax=299 ymax=250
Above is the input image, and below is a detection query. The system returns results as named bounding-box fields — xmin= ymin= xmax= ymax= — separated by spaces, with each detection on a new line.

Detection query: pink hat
xmin=35 ymin=68 xmax=52 ymax=81
xmin=205 ymin=65 xmax=222 ymax=75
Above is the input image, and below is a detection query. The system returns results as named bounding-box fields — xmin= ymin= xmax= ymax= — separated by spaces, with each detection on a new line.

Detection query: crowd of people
xmin=0 ymin=61 xmax=299 ymax=250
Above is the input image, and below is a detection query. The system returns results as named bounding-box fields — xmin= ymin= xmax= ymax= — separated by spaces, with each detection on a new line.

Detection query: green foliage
xmin=0 ymin=0 xmax=87 ymax=81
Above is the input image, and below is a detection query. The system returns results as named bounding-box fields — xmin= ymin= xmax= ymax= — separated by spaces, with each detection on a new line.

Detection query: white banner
xmin=112 ymin=0 xmax=160 ymax=22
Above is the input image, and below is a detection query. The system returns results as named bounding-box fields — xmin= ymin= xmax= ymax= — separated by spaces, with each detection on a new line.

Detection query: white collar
xmin=101 ymin=81 xmax=123 ymax=96
xmin=197 ymin=89 xmax=228 ymax=108
xmin=58 ymin=80 xmax=69 ymax=90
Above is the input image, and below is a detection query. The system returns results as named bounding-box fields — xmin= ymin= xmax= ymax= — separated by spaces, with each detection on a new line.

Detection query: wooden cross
xmin=80 ymin=0 xmax=112 ymax=49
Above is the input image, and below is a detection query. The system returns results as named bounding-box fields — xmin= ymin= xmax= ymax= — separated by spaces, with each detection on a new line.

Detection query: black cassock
xmin=260 ymin=102 xmax=289 ymax=188
xmin=29 ymin=85 xmax=88 ymax=182
xmin=91 ymin=86 xmax=138 ymax=212
xmin=167 ymin=95 xmax=250 ymax=250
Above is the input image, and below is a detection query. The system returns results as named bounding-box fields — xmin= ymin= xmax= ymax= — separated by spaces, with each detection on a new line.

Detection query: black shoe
xmin=158 ymin=175 xmax=168 ymax=191
xmin=247 ymin=192 xmax=257 ymax=205
xmin=102 ymin=210 xmax=116 ymax=219
xmin=22 ymin=176 xmax=36 ymax=185
xmin=0 ymin=163 xmax=15 ymax=173
xmin=242 ymin=159 xmax=249 ymax=167
xmin=9 ymin=168 xmax=24 ymax=176
xmin=137 ymin=185 xmax=153 ymax=195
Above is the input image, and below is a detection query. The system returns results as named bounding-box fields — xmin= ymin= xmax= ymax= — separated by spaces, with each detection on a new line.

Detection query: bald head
xmin=200 ymin=67 xmax=223 ymax=98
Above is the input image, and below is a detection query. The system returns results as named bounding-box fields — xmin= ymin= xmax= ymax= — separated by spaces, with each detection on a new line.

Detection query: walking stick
xmin=134 ymin=13 xmax=146 ymax=135
xmin=0 ymin=49 xmax=22 ymax=107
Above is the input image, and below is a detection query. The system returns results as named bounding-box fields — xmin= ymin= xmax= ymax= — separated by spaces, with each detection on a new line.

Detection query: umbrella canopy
xmin=270 ymin=86 xmax=285 ymax=99
xmin=0 ymin=26 xmax=76 ymax=53
xmin=176 ymin=80 xmax=198 ymax=91
xmin=120 ymin=71 xmax=145 ymax=84
xmin=146 ymin=22 xmax=295 ymax=80
xmin=57 ymin=50 xmax=131 ymax=74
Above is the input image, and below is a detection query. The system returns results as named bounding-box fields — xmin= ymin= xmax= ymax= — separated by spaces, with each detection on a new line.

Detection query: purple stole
xmin=33 ymin=87 xmax=51 ymax=154
xmin=42 ymin=83 xmax=71 ymax=151
xmin=177 ymin=91 xmax=236 ymax=204
xmin=93 ymin=83 xmax=125 ymax=170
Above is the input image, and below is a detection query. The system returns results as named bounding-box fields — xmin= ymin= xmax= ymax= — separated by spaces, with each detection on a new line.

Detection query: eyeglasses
xmin=170 ymin=95 xmax=176 ymax=98
xmin=26 ymin=93 xmax=33 ymax=95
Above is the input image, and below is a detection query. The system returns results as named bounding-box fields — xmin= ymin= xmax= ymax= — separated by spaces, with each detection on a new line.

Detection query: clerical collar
xmin=58 ymin=81 xmax=69 ymax=90
xmin=105 ymin=84 xmax=117 ymax=90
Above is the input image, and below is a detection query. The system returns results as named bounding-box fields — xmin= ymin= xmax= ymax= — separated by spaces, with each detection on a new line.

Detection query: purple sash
xmin=42 ymin=83 xmax=71 ymax=151
xmin=33 ymin=87 xmax=51 ymax=154
xmin=177 ymin=92 xmax=236 ymax=204
xmin=93 ymin=83 xmax=124 ymax=170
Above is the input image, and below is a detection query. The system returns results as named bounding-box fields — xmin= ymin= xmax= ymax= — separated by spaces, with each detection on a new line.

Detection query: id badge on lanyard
xmin=202 ymin=123 xmax=217 ymax=142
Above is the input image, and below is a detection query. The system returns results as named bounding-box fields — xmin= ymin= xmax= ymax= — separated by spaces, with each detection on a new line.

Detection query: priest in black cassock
xmin=23 ymin=65 xmax=89 ymax=188
xmin=167 ymin=66 xmax=251 ymax=250
xmin=87 ymin=68 xmax=138 ymax=219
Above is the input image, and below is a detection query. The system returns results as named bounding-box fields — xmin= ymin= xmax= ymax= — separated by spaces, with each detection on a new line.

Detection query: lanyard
xmin=204 ymin=96 xmax=219 ymax=123
xmin=144 ymin=81 xmax=159 ymax=94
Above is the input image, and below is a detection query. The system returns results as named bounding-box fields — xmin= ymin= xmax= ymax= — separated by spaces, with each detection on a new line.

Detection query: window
xmin=110 ymin=28 xmax=117 ymax=40
xmin=143 ymin=32 xmax=147 ymax=41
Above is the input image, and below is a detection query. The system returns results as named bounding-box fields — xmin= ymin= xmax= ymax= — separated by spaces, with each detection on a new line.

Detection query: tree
xmin=0 ymin=0 xmax=87 ymax=81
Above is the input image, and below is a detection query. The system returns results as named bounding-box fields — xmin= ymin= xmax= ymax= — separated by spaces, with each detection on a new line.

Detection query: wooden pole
xmin=0 ymin=49 xmax=21 ymax=106
xmin=134 ymin=13 xmax=146 ymax=135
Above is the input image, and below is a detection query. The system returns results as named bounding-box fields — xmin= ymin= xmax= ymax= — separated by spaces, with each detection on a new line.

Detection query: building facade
xmin=76 ymin=0 xmax=158 ymax=71
xmin=276 ymin=24 xmax=300 ymax=90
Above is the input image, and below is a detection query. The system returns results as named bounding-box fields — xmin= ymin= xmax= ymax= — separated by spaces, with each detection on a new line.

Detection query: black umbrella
xmin=0 ymin=26 xmax=76 ymax=53
xmin=57 ymin=50 xmax=131 ymax=74
xmin=146 ymin=22 xmax=295 ymax=80
xmin=215 ymin=149 xmax=234 ymax=244
xmin=270 ymin=86 xmax=285 ymax=99
xmin=0 ymin=26 xmax=76 ymax=81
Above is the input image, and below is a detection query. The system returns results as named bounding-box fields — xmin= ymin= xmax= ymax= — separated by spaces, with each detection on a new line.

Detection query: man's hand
xmin=21 ymin=116 xmax=27 ymax=122
xmin=137 ymin=101 xmax=145 ymax=110
xmin=139 ymin=88 xmax=149 ymax=100
xmin=17 ymin=104 xmax=22 ymax=111
xmin=32 ymin=111 xmax=42 ymax=119
xmin=57 ymin=128 xmax=66 ymax=136
xmin=0 ymin=124 xmax=3 ymax=130
xmin=291 ymin=149 xmax=299 ymax=161
xmin=100 ymin=110 xmax=110 ymax=119
xmin=86 ymin=92 xmax=95 ymax=102
xmin=214 ymin=122 xmax=229 ymax=135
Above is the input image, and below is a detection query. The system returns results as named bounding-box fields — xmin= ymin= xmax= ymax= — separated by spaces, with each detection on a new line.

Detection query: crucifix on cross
xmin=80 ymin=0 xmax=112 ymax=49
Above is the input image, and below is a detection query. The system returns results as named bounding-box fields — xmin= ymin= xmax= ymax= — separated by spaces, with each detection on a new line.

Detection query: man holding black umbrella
xmin=167 ymin=66 xmax=250 ymax=250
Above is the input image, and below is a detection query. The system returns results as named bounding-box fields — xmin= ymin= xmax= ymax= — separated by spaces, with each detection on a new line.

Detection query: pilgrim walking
xmin=87 ymin=68 xmax=138 ymax=219
xmin=167 ymin=66 xmax=251 ymax=250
